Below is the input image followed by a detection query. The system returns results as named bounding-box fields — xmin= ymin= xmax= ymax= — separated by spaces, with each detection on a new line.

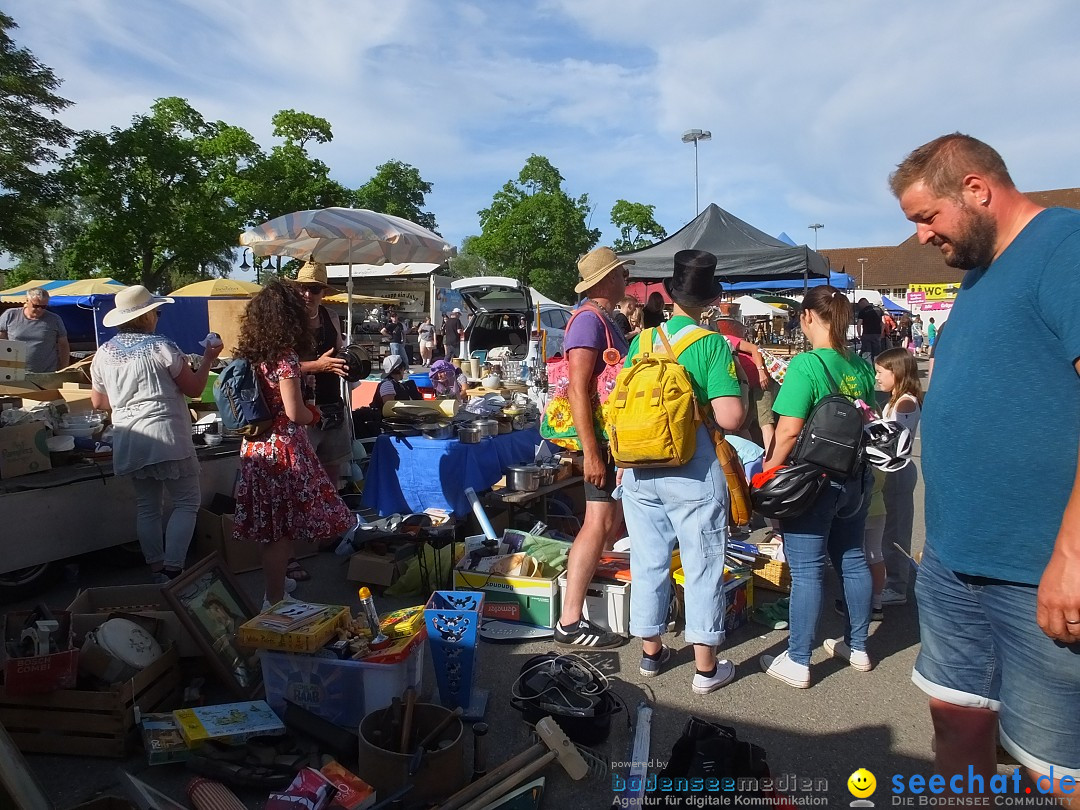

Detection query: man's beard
xmin=936 ymin=204 xmax=997 ymax=270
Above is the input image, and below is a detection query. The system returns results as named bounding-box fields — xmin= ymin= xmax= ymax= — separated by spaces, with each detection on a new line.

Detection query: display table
xmin=0 ymin=444 xmax=240 ymax=575
xmin=361 ymin=428 xmax=550 ymax=518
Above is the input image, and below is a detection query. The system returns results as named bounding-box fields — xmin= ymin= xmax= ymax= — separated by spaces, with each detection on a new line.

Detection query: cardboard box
xmin=673 ymin=570 xmax=754 ymax=634
xmin=237 ymin=606 xmax=351 ymax=653
xmin=346 ymin=549 xmax=408 ymax=587
xmin=453 ymin=564 xmax=560 ymax=628
xmin=173 ymin=699 xmax=285 ymax=747
xmin=67 ymin=584 xmax=200 ymax=658
xmin=192 ymin=493 xmax=261 ymax=574
xmin=138 ymin=711 xmax=192 ymax=766
xmin=262 ymin=634 xmax=424 ymax=729
xmin=0 ymin=340 xmax=26 ymax=383
xmin=0 ymin=421 xmax=51 ymax=479
xmin=0 ymin=645 xmax=181 ymax=758
xmin=557 ymin=574 xmax=631 ymax=637
xmin=1 ymin=610 xmax=78 ymax=696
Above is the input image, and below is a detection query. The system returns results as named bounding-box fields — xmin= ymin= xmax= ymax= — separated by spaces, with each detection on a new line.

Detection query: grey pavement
xmin=10 ymin=365 xmax=933 ymax=808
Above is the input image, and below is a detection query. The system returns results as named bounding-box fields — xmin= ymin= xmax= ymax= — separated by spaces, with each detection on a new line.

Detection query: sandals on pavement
xmin=285 ymin=558 xmax=311 ymax=581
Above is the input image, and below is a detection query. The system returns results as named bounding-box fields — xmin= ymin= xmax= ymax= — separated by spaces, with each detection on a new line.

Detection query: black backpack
xmin=790 ymin=353 xmax=865 ymax=480
xmin=213 ymin=358 xmax=273 ymax=438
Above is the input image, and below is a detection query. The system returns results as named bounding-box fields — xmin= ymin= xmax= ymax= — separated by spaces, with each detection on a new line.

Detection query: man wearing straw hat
xmin=555 ymin=246 xmax=631 ymax=649
xmin=288 ymin=261 xmax=351 ymax=488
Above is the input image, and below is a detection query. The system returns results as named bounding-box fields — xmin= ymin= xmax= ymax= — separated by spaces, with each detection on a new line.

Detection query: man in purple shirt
xmin=555 ymin=247 xmax=631 ymax=649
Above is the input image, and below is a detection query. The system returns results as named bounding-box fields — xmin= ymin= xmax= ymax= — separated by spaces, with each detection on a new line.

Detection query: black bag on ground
xmin=789 ymin=353 xmax=865 ymax=480
xmin=658 ymin=716 xmax=771 ymax=804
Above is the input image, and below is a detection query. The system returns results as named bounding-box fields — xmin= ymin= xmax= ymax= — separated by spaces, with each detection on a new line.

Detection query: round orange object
xmin=602 ymin=347 xmax=622 ymax=365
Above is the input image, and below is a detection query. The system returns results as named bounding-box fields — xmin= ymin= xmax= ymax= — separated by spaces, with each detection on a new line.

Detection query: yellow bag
xmin=607 ymin=325 xmax=712 ymax=468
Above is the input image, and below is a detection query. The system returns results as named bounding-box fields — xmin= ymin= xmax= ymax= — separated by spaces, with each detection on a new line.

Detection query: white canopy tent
xmin=732 ymin=295 xmax=786 ymax=318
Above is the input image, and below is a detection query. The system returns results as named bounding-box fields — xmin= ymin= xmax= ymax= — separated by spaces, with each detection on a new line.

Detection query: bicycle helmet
xmin=863 ymin=419 xmax=913 ymax=473
xmin=750 ymin=462 xmax=830 ymax=519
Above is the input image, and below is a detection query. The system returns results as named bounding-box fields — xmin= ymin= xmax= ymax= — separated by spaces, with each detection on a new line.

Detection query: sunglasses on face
xmin=298 ymin=286 xmax=324 ymax=296
xmin=29 ymin=303 xmax=47 ymax=309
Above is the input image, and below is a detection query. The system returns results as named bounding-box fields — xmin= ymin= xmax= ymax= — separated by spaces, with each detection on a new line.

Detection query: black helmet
xmin=751 ymin=462 xmax=829 ymax=519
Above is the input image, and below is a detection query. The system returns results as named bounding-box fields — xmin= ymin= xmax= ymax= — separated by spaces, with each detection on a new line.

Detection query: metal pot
xmin=473 ymin=418 xmax=499 ymax=439
xmin=536 ymin=465 xmax=556 ymax=487
xmin=506 ymin=464 xmax=542 ymax=492
xmin=419 ymin=422 xmax=455 ymax=440
xmin=457 ymin=425 xmax=483 ymax=444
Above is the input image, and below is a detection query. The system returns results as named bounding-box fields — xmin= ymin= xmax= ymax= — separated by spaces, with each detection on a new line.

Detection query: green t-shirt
xmin=773 ymin=348 xmax=876 ymax=420
xmin=624 ymin=316 xmax=741 ymax=406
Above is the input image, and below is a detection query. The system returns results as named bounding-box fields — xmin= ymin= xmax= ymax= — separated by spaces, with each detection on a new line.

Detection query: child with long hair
xmin=874 ymin=348 xmax=923 ymax=608
xmin=231 ymin=281 xmax=354 ymax=607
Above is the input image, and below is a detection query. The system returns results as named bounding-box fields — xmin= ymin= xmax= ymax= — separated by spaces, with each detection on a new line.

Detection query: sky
xmin=8 ymin=0 xmax=1080 ymax=267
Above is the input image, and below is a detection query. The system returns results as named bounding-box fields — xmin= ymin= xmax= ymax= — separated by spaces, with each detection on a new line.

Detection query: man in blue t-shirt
xmin=891 ymin=133 xmax=1080 ymax=797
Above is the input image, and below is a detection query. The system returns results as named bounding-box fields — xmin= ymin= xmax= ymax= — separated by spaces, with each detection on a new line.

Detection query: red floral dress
xmin=233 ymin=352 xmax=353 ymax=545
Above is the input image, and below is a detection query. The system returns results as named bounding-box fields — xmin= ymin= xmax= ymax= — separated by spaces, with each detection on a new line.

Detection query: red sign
xmin=906 ymin=291 xmax=926 ymax=305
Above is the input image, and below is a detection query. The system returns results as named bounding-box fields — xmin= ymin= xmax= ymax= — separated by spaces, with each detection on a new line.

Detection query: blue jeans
xmin=780 ymin=468 xmax=872 ymax=665
xmin=390 ymin=342 xmax=409 ymax=369
xmin=130 ymin=471 xmax=201 ymax=569
xmin=622 ymin=425 xmax=729 ymax=647
xmin=914 ymin=543 xmax=1080 ymax=776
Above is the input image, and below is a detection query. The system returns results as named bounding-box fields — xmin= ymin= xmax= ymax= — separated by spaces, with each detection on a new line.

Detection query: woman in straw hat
xmin=90 ymin=285 xmax=223 ymax=584
xmin=231 ymin=281 xmax=354 ymax=607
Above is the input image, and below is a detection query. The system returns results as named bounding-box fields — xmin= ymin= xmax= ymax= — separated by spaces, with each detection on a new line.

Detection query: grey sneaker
xmin=691 ymin=660 xmax=736 ymax=694
xmin=880 ymin=588 xmax=907 ymax=606
xmin=639 ymin=646 xmax=672 ymax=677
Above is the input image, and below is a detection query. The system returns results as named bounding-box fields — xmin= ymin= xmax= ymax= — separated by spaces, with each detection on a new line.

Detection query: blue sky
xmin=9 ymin=0 xmax=1080 ymax=264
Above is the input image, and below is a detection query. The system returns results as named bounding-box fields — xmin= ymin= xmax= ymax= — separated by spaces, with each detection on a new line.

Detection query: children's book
xmin=173 ymin=700 xmax=285 ymax=747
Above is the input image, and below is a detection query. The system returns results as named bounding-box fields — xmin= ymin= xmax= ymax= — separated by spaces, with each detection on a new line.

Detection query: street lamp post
xmin=239 ymin=247 xmax=262 ymax=284
xmin=681 ymin=129 xmax=712 ymax=215
xmin=805 ymin=224 xmax=824 ymax=298
xmin=858 ymin=257 xmax=868 ymax=290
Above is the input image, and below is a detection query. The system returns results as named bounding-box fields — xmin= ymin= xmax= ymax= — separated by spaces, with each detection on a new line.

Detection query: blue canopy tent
xmin=881 ymin=294 xmax=910 ymax=314
xmin=721 ymin=270 xmax=855 ymax=292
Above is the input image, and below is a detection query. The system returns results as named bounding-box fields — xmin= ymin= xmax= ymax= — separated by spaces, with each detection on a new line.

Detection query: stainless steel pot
xmin=458 ymin=425 xmax=483 ymax=444
xmin=473 ymin=418 xmax=499 ymax=439
xmin=536 ymin=465 xmax=556 ymax=487
xmin=506 ymin=464 xmax=542 ymax=492
xmin=419 ymin=422 xmax=455 ymax=440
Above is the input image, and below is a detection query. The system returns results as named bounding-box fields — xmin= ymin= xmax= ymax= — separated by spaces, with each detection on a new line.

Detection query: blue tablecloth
xmin=362 ymin=428 xmax=551 ymax=518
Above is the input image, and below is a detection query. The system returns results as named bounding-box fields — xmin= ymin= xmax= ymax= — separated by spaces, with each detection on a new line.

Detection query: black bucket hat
xmin=663 ymin=249 xmax=721 ymax=307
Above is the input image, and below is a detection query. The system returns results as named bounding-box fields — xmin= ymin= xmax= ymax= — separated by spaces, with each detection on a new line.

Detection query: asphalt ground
xmin=8 ymin=361 xmax=935 ymax=809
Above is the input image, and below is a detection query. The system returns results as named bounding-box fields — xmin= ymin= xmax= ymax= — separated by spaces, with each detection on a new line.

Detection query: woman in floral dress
xmin=232 ymin=281 xmax=353 ymax=606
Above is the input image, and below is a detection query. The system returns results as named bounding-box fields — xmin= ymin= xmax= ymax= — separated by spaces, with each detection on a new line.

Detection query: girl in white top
xmin=873 ymin=348 xmax=923 ymax=609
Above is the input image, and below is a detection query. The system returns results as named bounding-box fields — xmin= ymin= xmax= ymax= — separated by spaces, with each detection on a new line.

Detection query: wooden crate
xmin=0 ymin=645 xmax=180 ymax=758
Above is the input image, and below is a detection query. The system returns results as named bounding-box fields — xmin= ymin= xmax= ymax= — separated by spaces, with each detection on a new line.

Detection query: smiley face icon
xmin=848 ymin=768 xmax=877 ymax=798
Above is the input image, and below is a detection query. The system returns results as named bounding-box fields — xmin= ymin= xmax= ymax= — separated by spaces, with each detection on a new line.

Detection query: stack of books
xmin=250 ymin=602 xmax=339 ymax=633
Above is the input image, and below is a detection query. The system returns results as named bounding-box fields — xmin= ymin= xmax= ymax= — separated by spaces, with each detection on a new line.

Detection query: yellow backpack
xmin=607 ymin=324 xmax=712 ymax=468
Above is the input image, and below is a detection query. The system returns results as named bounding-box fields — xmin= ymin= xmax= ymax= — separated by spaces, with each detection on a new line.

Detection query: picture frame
xmin=162 ymin=552 xmax=263 ymax=699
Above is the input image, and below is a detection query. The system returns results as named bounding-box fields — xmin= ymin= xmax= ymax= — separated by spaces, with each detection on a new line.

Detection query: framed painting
xmin=162 ymin=552 xmax=263 ymax=699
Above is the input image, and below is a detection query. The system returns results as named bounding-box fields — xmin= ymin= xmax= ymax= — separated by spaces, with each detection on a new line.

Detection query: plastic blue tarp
xmin=881 ymin=295 xmax=910 ymax=314
xmin=48 ymin=294 xmax=220 ymax=353
xmin=721 ymin=271 xmax=855 ymax=292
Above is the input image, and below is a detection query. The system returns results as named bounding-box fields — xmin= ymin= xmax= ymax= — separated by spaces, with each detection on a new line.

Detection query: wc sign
xmin=907 ymin=283 xmax=959 ymax=301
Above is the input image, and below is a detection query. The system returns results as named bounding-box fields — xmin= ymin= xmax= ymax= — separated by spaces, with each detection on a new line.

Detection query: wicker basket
xmin=751 ymin=554 xmax=791 ymax=593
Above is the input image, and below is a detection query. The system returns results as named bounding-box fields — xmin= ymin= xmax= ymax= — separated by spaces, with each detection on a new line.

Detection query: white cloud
xmin=6 ymin=0 xmax=1080 ymax=255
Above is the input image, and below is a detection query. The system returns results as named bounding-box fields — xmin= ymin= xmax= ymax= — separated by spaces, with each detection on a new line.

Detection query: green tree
xmin=471 ymin=155 xmax=599 ymax=304
xmin=0 ymin=12 xmax=73 ymax=254
xmin=353 ymin=159 xmax=438 ymax=232
xmin=610 ymin=199 xmax=667 ymax=252
xmin=62 ymin=97 xmax=261 ymax=290
xmin=445 ymin=235 xmax=487 ymax=279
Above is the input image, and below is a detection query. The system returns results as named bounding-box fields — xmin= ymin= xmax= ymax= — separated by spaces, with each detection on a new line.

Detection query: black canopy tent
xmin=618 ymin=203 xmax=830 ymax=282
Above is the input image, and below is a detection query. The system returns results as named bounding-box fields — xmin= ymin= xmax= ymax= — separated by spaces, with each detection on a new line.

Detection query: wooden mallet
xmin=436 ymin=717 xmax=588 ymax=810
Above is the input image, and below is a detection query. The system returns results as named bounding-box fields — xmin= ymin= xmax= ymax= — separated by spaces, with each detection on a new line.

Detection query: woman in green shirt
xmin=760 ymin=286 xmax=877 ymax=689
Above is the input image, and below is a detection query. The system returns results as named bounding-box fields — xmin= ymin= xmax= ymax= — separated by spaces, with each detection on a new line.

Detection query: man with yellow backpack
xmin=609 ymin=249 xmax=746 ymax=694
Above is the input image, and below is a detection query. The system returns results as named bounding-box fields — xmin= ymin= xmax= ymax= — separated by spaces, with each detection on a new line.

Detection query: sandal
xmin=285 ymin=559 xmax=311 ymax=581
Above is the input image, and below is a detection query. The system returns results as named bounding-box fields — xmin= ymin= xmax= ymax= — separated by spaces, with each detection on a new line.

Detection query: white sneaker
xmin=880 ymin=588 xmax=907 ymax=606
xmin=760 ymin=651 xmax=811 ymax=688
xmin=691 ymin=660 xmax=736 ymax=694
xmin=262 ymin=593 xmax=298 ymax=611
xmin=823 ymin=637 xmax=873 ymax=672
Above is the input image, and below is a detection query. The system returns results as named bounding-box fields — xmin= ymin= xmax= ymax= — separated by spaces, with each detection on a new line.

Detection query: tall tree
xmin=0 ymin=12 xmax=73 ymax=254
xmin=610 ymin=199 xmax=667 ymax=252
xmin=445 ymin=235 xmax=487 ymax=279
xmin=62 ymin=97 xmax=260 ymax=290
xmin=353 ymin=159 xmax=438 ymax=232
xmin=471 ymin=155 xmax=599 ymax=304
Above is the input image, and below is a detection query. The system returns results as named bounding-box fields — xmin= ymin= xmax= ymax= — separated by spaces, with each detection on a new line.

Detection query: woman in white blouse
xmin=91 ymin=286 xmax=221 ymax=583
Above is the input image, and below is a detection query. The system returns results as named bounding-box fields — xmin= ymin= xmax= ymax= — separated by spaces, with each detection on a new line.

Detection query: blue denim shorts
xmin=913 ymin=543 xmax=1080 ymax=776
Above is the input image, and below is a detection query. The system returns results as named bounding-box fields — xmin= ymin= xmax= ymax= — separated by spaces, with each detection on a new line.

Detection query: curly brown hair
xmin=233 ymin=280 xmax=315 ymax=365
